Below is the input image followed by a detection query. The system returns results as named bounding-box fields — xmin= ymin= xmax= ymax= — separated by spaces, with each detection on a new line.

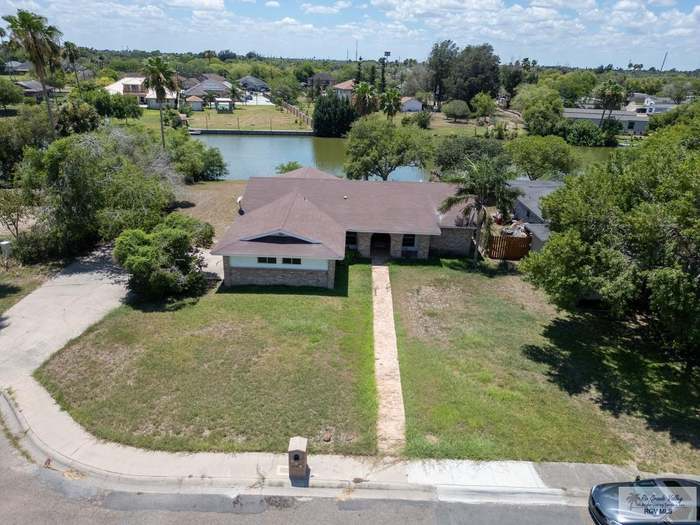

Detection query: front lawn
xmin=36 ymin=262 xmax=377 ymax=455
xmin=0 ymin=263 xmax=57 ymax=315
xmin=391 ymin=260 xmax=699 ymax=473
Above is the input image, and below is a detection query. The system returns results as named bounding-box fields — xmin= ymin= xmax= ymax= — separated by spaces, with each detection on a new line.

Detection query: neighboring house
xmin=178 ymin=75 xmax=200 ymax=90
xmin=14 ymin=80 xmax=54 ymax=100
xmin=626 ymin=94 xmax=678 ymax=115
xmin=4 ymin=60 xmax=31 ymax=74
xmin=309 ymin=72 xmax=334 ymax=91
xmin=562 ymin=107 xmax=648 ymax=135
xmin=238 ymin=75 xmax=269 ymax=92
xmin=212 ymin=167 xmax=476 ymax=289
xmin=400 ymin=96 xmax=423 ymax=112
xmin=508 ymin=179 xmax=563 ymax=251
xmin=186 ymin=95 xmax=204 ymax=111
xmin=184 ymin=78 xmax=233 ymax=99
xmin=332 ymin=79 xmax=355 ymax=101
xmin=105 ymin=77 xmax=177 ymax=109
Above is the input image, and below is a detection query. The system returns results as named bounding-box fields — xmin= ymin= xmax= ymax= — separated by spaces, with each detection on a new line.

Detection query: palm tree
xmin=353 ymin=81 xmax=377 ymax=116
xmin=380 ymin=87 xmax=401 ymax=121
xmin=62 ymin=41 xmax=81 ymax=98
xmin=439 ymin=158 xmax=520 ymax=262
xmin=594 ymin=79 xmax=626 ymax=125
xmin=2 ymin=10 xmax=62 ymax=134
xmin=230 ymin=81 xmax=242 ymax=104
xmin=203 ymin=50 xmax=216 ymax=64
xmin=142 ymin=56 xmax=177 ymax=148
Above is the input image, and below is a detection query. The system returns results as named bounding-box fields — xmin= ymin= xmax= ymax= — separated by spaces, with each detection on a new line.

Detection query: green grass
xmin=36 ymin=262 xmax=377 ymax=455
xmin=0 ymin=263 xmax=55 ymax=315
xmin=136 ymin=106 xmax=310 ymax=132
xmin=390 ymin=260 xmax=699 ymax=472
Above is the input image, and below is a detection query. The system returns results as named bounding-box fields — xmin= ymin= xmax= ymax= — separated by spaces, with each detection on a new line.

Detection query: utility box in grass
xmin=288 ymin=436 xmax=309 ymax=485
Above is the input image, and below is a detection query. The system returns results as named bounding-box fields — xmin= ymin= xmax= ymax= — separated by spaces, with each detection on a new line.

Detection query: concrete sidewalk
xmin=0 ymin=249 xmax=645 ymax=506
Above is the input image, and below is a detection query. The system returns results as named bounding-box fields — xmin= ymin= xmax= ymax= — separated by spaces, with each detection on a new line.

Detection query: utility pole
xmin=379 ymin=51 xmax=390 ymax=93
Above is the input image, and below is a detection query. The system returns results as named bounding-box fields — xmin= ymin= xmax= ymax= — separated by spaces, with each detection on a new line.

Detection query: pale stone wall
xmin=357 ymin=232 xmax=372 ymax=258
xmin=430 ymin=228 xmax=474 ymax=257
xmin=390 ymin=234 xmax=403 ymax=258
xmin=415 ymin=235 xmax=430 ymax=259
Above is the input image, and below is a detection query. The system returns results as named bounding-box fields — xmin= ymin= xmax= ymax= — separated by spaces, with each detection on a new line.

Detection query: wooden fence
xmin=280 ymin=101 xmax=314 ymax=127
xmin=488 ymin=235 xmax=531 ymax=260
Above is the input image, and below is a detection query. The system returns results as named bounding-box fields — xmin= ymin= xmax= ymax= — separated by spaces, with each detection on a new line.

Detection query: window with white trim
xmin=257 ymin=257 xmax=277 ymax=264
xmin=282 ymin=258 xmax=301 ymax=265
xmin=402 ymin=234 xmax=416 ymax=248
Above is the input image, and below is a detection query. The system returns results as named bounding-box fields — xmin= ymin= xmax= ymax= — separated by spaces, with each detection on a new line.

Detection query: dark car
xmin=590 ymin=478 xmax=700 ymax=524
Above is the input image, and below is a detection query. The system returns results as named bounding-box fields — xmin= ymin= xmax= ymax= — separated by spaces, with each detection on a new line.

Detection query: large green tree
xmin=427 ymin=40 xmax=458 ymax=110
xmin=2 ymin=10 xmax=62 ymax=134
xmin=505 ymin=135 xmax=579 ymax=180
xmin=0 ymin=77 xmax=23 ymax=112
xmin=521 ymin=120 xmax=700 ymax=363
xmin=142 ymin=56 xmax=177 ymax=148
xmin=446 ymin=44 xmax=500 ymax=103
xmin=512 ymin=84 xmax=563 ymax=135
xmin=345 ymin=115 xmax=432 ymax=181
xmin=312 ymin=91 xmax=357 ymax=137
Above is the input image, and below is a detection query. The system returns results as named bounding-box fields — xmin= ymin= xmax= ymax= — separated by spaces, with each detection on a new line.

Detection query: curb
xmin=0 ymin=389 xmax=583 ymax=505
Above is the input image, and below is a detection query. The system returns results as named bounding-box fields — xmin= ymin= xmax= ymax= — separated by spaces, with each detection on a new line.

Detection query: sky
xmin=1 ymin=0 xmax=699 ymax=69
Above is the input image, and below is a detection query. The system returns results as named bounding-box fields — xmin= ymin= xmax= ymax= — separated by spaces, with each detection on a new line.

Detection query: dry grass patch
xmin=391 ymin=259 xmax=699 ymax=473
xmin=178 ymin=180 xmax=246 ymax=236
xmin=36 ymin=263 xmax=376 ymax=455
xmin=0 ymin=263 xmax=58 ymax=314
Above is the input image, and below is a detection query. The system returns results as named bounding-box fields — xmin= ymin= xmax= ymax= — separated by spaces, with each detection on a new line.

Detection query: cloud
xmin=265 ymin=0 xmax=280 ymax=6
xmin=301 ymin=0 xmax=351 ymax=14
xmin=167 ymin=0 xmax=224 ymax=9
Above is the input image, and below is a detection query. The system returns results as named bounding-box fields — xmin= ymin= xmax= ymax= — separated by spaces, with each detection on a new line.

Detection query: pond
xmin=195 ymin=134 xmax=616 ymax=182
xmin=194 ymin=134 xmax=427 ymax=181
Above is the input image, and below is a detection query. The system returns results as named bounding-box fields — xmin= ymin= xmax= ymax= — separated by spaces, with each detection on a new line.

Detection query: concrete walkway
xmin=371 ymin=259 xmax=406 ymax=455
xmin=0 ymin=250 xmax=661 ymax=505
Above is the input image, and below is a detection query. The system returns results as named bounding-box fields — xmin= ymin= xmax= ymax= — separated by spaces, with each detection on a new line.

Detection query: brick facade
xmin=222 ymin=257 xmax=336 ymax=289
xmin=429 ymin=227 xmax=474 ymax=257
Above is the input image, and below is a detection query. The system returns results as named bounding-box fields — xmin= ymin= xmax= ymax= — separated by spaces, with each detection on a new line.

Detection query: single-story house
xmin=184 ymin=78 xmax=233 ymax=99
xmin=4 ymin=60 xmax=31 ymax=74
xmin=625 ymin=94 xmax=678 ymax=115
xmin=563 ymin=107 xmax=648 ymax=135
xmin=332 ymin=79 xmax=355 ymax=101
xmin=309 ymin=72 xmax=334 ymax=91
xmin=105 ymin=77 xmax=177 ymax=109
xmin=186 ymin=95 xmax=204 ymax=111
xmin=14 ymin=80 xmax=55 ymax=100
xmin=400 ymin=96 xmax=423 ymax=112
xmin=212 ymin=167 xmax=476 ymax=289
xmin=508 ymin=179 xmax=563 ymax=251
xmin=238 ymin=75 xmax=269 ymax=93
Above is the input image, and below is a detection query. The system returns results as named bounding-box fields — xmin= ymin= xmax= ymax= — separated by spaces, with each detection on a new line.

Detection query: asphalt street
xmin=0 ymin=429 xmax=595 ymax=525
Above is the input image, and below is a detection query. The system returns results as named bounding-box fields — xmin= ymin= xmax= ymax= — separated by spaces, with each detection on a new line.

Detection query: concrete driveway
xmin=0 ymin=247 xmax=127 ymax=385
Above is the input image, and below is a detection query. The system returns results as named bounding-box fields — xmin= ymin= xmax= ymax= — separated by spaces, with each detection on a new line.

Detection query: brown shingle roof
xmin=212 ymin=191 xmax=346 ymax=259
xmin=212 ymin=169 xmax=469 ymax=260
xmin=278 ymin=167 xmax=339 ymax=179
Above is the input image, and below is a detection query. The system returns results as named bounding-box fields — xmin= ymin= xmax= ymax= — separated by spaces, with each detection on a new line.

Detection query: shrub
xmin=442 ymin=99 xmax=470 ymax=121
xmin=435 ymin=135 xmax=505 ymax=172
xmin=55 ymin=101 xmax=100 ymax=136
xmin=167 ymin=130 xmax=228 ymax=183
xmin=564 ymin=120 xmax=604 ymax=147
xmin=401 ymin=110 xmax=431 ymax=129
xmin=114 ymin=214 xmax=214 ymax=299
